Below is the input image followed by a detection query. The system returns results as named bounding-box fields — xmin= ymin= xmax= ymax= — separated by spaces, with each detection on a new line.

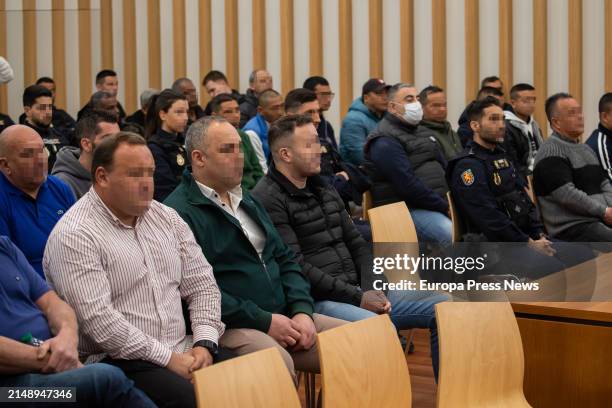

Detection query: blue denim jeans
xmin=410 ymin=209 xmax=452 ymax=246
xmin=0 ymin=363 xmax=156 ymax=407
xmin=315 ymin=289 xmax=450 ymax=380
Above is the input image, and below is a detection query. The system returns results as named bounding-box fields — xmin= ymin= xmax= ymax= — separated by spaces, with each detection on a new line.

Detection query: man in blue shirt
xmin=0 ymin=125 xmax=75 ymax=277
xmin=0 ymin=236 xmax=155 ymax=407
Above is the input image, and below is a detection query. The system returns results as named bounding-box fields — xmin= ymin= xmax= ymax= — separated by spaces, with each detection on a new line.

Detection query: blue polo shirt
xmin=0 ymin=172 xmax=75 ymax=278
xmin=0 ymin=236 xmax=52 ymax=342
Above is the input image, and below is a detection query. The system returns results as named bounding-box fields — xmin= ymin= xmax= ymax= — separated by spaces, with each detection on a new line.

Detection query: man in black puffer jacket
xmin=252 ymin=115 xmax=449 ymax=380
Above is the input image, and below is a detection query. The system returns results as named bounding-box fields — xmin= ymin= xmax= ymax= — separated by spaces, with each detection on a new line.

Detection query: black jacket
xmin=0 ymin=112 xmax=14 ymax=133
xmin=23 ymin=121 xmax=71 ymax=172
xmin=77 ymin=101 xmax=126 ymax=121
xmin=239 ymin=89 xmax=259 ymax=128
xmin=251 ymin=164 xmax=373 ymax=306
xmin=125 ymin=109 xmax=146 ymax=128
xmin=148 ymin=129 xmax=188 ymax=201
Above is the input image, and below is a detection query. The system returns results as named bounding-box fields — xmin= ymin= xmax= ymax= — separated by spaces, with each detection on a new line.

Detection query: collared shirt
xmin=195 ymin=181 xmax=266 ymax=258
xmin=43 ymin=189 xmax=224 ymax=366
xmin=0 ymin=172 xmax=75 ymax=278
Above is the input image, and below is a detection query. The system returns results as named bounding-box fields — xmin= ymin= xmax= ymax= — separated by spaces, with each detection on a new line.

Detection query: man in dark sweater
xmin=533 ymin=93 xmax=612 ymax=243
xmin=251 ymin=114 xmax=449 ymax=379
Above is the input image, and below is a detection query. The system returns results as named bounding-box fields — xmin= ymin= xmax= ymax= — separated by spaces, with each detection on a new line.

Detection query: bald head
xmin=0 ymin=125 xmax=48 ymax=195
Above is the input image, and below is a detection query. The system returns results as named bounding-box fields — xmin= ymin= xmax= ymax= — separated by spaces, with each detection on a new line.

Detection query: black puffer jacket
xmin=251 ymin=164 xmax=372 ymax=306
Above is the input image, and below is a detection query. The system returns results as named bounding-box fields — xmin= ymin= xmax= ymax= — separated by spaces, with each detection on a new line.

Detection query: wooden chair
xmin=317 ymin=314 xmax=412 ymax=407
xmin=367 ymin=201 xmax=418 ymax=243
xmin=436 ymin=302 xmax=531 ymax=408
xmin=193 ymin=347 xmax=300 ymax=408
xmin=446 ymin=191 xmax=464 ymax=243
xmin=361 ymin=190 xmax=373 ymax=221
xmin=526 ymin=174 xmax=535 ymax=203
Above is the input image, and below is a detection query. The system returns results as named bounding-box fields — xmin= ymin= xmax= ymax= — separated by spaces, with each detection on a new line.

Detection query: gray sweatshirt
xmin=51 ymin=146 xmax=91 ymax=199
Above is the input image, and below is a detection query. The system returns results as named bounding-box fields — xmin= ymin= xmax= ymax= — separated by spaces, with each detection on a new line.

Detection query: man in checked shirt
xmin=43 ymin=132 xmax=225 ymax=408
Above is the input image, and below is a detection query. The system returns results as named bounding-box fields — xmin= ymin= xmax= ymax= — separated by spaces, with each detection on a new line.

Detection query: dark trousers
xmin=555 ymin=221 xmax=612 ymax=252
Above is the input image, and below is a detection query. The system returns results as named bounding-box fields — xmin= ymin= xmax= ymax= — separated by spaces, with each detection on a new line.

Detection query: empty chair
xmin=192 ymin=347 xmax=301 ymax=408
xmin=317 ymin=314 xmax=412 ymax=407
xmin=447 ymin=191 xmax=464 ymax=243
xmin=368 ymin=201 xmax=418 ymax=243
xmin=362 ymin=190 xmax=373 ymax=220
xmin=436 ymin=302 xmax=531 ymax=408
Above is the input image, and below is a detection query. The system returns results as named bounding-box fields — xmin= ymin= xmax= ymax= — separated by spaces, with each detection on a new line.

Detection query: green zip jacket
xmin=164 ymin=170 xmax=314 ymax=332
xmin=239 ymin=129 xmax=264 ymax=191
xmin=420 ymin=119 xmax=462 ymax=161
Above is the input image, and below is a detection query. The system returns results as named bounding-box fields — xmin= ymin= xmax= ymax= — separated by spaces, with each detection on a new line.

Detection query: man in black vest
xmin=363 ymin=83 xmax=452 ymax=245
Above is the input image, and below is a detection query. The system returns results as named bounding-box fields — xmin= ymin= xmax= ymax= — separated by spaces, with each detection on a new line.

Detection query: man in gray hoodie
xmin=504 ymin=83 xmax=544 ymax=178
xmin=52 ymin=110 xmax=119 ymax=199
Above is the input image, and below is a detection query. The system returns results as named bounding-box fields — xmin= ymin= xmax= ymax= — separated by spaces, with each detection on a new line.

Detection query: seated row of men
xmin=0 ymin=115 xmax=449 ymax=407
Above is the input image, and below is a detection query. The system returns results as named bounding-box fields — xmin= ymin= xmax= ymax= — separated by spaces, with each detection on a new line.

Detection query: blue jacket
xmin=243 ymin=113 xmax=270 ymax=162
xmin=586 ymin=124 xmax=612 ymax=182
xmin=339 ymin=98 xmax=382 ymax=166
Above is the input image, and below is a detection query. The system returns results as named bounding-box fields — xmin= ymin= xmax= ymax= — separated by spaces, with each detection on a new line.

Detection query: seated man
xmin=251 ymin=114 xmax=449 ymax=379
xmin=0 ymin=125 xmax=75 ymax=277
xmin=242 ymin=89 xmax=284 ymax=172
xmin=52 ymin=110 xmax=120 ymax=199
xmin=534 ymin=93 xmax=612 ymax=244
xmin=164 ymin=117 xmax=345 ymax=381
xmin=586 ymin=92 xmax=612 ymax=182
xmin=419 ymin=85 xmax=462 ymax=160
xmin=44 ymin=132 xmax=225 ymax=408
xmin=458 ymin=86 xmax=505 ymax=147
xmin=0 ymin=236 xmax=155 ymax=407
xmin=449 ymin=98 xmax=592 ymax=278
xmin=208 ymin=93 xmax=264 ymax=190
xmin=363 ymin=83 xmax=452 ymax=245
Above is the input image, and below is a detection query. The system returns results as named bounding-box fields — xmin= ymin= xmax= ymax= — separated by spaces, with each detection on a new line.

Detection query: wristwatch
xmin=193 ymin=340 xmax=219 ymax=355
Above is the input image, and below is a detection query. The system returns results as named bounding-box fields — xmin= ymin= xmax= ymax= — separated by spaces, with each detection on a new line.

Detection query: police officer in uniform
xmin=448 ymin=97 xmax=592 ymax=280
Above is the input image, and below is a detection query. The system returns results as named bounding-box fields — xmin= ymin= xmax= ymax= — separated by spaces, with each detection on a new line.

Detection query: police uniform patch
xmin=461 ymin=169 xmax=475 ymax=186
xmin=493 ymin=172 xmax=502 ymax=186
xmin=176 ymin=154 xmax=185 ymax=166
xmin=320 ymin=145 xmax=328 ymax=154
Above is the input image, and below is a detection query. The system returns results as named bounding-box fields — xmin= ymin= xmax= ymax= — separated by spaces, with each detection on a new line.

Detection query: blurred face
xmin=601 ymin=107 xmax=612 ymax=131
xmin=99 ymin=96 xmax=119 ymax=116
xmin=192 ymin=122 xmax=244 ymax=190
xmin=259 ymin=95 xmax=284 ymax=123
xmin=205 ymin=80 xmax=232 ymax=97
xmin=95 ymin=144 xmax=154 ymax=219
xmin=511 ymin=90 xmax=536 ymax=119
xmin=293 ymin=100 xmax=321 ymax=128
xmin=279 ymin=123 xmax=321 ymax=177
xmin=472 ymin=105 xmax=506 ymax=145
xmin=422 ymin=92 xmax=448 ymax=122
xmin=97 ymin=75 xmax=119 ymax=96
xmin=215 ymin=100 xmax=241 ymax=128
xmin=484 ymin=79 xmax=503 ymax=91
xmin=25 ymin=96 xmax=53 ymax=127
xmin=314 ymin=84 xmax=334 ymax=111
xmin=160 ymin=99 xmax=189 ymax=134
xmin=0 ymin=127 xmax=48 ymax=193
xmin=179 ymin=80 xmax=198 ymax=108
xmin=388 ymin=87 xmax=418 ymax=116
xmin=363 ymin=90 xmax=389 ymax=114
xmin=551 ymin=98 xmax=584 ymax=139
xmin=252 ymin=70 xmax=273 ymax=94
xmin=81 ymin=122 xmax=121 ymax=155
xmin=39 ymin=81 xmax=56 ymax=103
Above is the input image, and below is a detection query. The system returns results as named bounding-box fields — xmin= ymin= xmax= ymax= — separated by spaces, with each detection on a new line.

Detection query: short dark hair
xmin=509 ymin=83 xmax=535 ymax=100
xmin=202 ymin=70 xmax=228 ymax=86
xmin=477 ymin=86 xmax=504 ymax=100
xmin=209 ymin=94 xmax=238 ymax=114
xmin=467 ymin=97 xmax=502 ymax=122
xmin=598 ymin=92 xmax=612 ymax=114
xmin=268 ymin=114 xmax=314 ymax=153
xmin=419 ymin=85 xmax=444 ymax=105
xmin=171 ymin=77 xmax=193 ymax=93
xmin=23 ymin=85 xmax=52 ymax=107
xmin=91 ymin=132 xmax=146 ymax=182
xmin=35 ymin=76 xmax=54 ymax=85
xmin=545 ymin=92 xmax=573 ymax=123
xmin=481 ymin=76 xmax=502 ymax=88
xmin=284 ymin=88 xmax=317 ymax=113
xmin=75 ymin=110 xmax=119 ymax=145
xmin=302 ymin=76 xmax=329 ymax=91
xmin=95 ymin=69 xmax=117 ymax=85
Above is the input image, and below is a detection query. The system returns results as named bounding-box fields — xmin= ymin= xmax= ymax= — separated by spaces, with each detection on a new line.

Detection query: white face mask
xmin=402 ymin=101 xmax=423 ymax=125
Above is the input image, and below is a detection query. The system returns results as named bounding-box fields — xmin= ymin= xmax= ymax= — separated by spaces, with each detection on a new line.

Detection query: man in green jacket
xmin=208 ymin=93 xmax=264 ymax=190
xmin=419 ymin=85 xmax=462 ymax=161
xmin=164 ymin=116 xmax=344 ymax=380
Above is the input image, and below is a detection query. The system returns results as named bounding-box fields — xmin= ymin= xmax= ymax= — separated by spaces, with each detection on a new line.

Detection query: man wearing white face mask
xmin=363 ymin=83 xmax=452 ymax=245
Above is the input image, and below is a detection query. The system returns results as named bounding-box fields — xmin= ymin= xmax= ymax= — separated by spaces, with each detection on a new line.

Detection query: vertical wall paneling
xmin=432 ymin=0 xmax=446 ymax=89
xmin=0 ymin=0 xmax=8 ymax=113
xmin=172 ymin=0 xmax=186 ymax=79
xmin=533 ymin=0 xmax=548 ymax=135
xmin=225 ymin=0 xmax=239 ymax=88
xmin=78 ymin=0 xmax=92 ymax=106
xmin=568 ymin=0 xmax=582 ymax=102
xmin=499 ymin=0 xmax=513 ymax=96
xmin=309 ymin=0 xmax=323 ymax=76
xmin=122 ymin=0 xmax=137 ymax=113
xmin=369 ymin=0 xmax=383 ymax=79
xmin=147 ymin=0 xmax=161 ymax=89
xmin=465 ymin=0 xmax=479 ymax=102
xmin=23 ymin=0 xmax=37 ymax=86
xmin=100 ymin=0 xmax=113 ymax=68
xmin=338 ymin=0 xmax=353 ymax=116
xmin=198 ymin=0 xmax=212 ymax=104
xmin=400 ymin=0 xmax=414 ymax=84
xmin=252 ymin=0 xmax=266 ymax=70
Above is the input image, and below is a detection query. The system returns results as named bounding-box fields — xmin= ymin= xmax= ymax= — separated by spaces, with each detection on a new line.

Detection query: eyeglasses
xmin=316 ymin=92 xmax=335 ymax=99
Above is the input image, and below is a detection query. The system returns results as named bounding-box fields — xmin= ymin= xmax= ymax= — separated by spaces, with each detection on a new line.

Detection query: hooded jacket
xmin=503 ymin=110 xmax=543 ymax=177
xmin=339 ymin=97 xmax=383 ymax=166
xmin=51 ymin=146 xmax=91 ymax=199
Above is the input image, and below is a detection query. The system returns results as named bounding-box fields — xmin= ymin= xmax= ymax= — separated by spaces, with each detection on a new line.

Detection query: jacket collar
xmin=182 ymin=168 xmax=256 ymax=208
xmin=598 ymin=123 xmax=612 ymax=138
xmin=420 ymin=119 xmax=451 ymax=131
xmin=148 ymin=129 xmax=181 ymax=146
xmin=268 ymin=162 xmax=326 ymax=198
xmin=383 ymin=111 xmax=419 ymax=133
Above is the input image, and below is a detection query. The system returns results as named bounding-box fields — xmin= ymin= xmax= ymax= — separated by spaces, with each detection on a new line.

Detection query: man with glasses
xmin=22 ymin=85 xmax=71 ymax=170
xmin=303 ymin=76 xmax=337 ymax=153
